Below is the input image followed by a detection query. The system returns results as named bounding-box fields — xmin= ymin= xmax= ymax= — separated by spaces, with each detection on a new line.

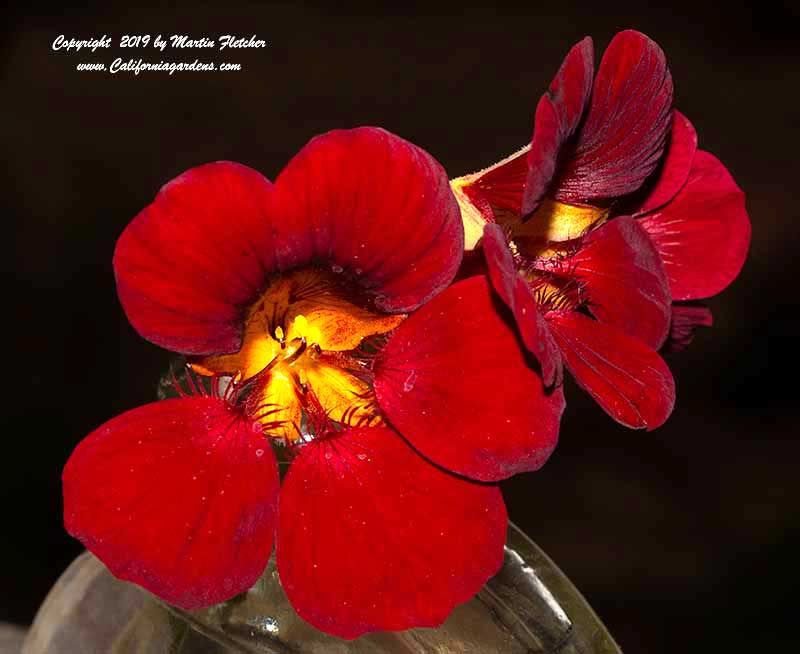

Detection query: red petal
xmin=277 ymin=426 xmax=506 ymax=639
xmin=522 ymin=37 xmax=594 ymax=215
xmin=521 ymin=95 xmax=561 ymax=216
xmin=571 ymin=217 xmax=672 ymax=349
xmin=549 ymin=313 xmax=675 ymax=430
xmin=637 ymin=150 xmax=751 ymax=300
xmin=663 ymin=304 xmax=713 ymax=352
xmin=114 ymin=162 xmax=275 ymax=355
xmin=483 ymin=224 xmax=563 ymax=386
xmin=635 ymin=111 xmax=698 ymax=215
xmin=270 ymin=127 xmax=463 ymax=313
xmin=556 ymin=30 xmax=674 ymax=203
xmin=463 ymin=146 xmax=529 ymax=216
xmin=63 ymin=398 xmax=279 ymax=609
xmin=374 ymin=276 xmax=565 ymax=482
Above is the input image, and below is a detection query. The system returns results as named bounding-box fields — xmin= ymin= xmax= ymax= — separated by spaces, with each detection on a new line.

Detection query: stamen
xmin=274 ymin=325 xmax=286 ymax=347
xmin=283 ymin=337 xmax=308 ymax=365
xmin=288 ymin=368 xmax=307 ymax=394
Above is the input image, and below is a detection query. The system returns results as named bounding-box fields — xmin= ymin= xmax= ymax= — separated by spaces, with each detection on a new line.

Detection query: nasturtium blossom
xmin=63 ymin=127 xmax=565 ymax=639
xmin=450 ymin=30 xmax=750 ymax=429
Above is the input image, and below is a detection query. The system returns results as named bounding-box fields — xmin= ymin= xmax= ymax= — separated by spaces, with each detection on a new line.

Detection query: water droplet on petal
xmin=403 ymin=371 xmax=417 ymax=392
xmin=331 ymin=263 xmax=344 ymax=273
xmin=357 ymin=453 xmax=367 ymax=461
xmin=255 ymin=449 xmax=264 ymax=457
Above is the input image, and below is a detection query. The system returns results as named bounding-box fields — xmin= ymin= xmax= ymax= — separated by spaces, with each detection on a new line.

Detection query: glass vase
xmin=22 ymin=522 xmax=620 ymax=654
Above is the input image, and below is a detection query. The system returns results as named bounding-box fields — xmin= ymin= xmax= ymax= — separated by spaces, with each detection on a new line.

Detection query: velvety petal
xmin=521 ymin=95 xmax=562 ymax=216
xmin=548 ymin=313 xmax=675 ymax=430
xmin=522 ymin=37 xmax=594 ymax=215
xmin=63 ymin=398 xmax=279 ymax=609
xmin=270 ymin=127 xmax=463 ymax=313
xmin=663 ymin=304 xmax=713 ymax=352
xmin=374 ymin=276 xmax=565 ymax=482
xmin=114 ymin=162 xmax=275 ymax=355
xmin=556 ymin=30 xmax=674 ymax=203
xmin=549 ymin=37 xmax=595 ymax=135
xmin=635 ymin=111 xmax=698 ymax=215
xmin=637 ymin=150 xmax=751 ymax=300
xmin=483 ymin=224 xmax=563 ymax=386
xmin=481 ymin=224 xmax=516 ymax=303
xmin=277 ymin=426 xmax=506 ymax=639
xmin=571 ymin=217 xmax=672 ymax=349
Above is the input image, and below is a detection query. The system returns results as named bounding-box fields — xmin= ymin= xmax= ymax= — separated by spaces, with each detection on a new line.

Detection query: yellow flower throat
xmin=192 ymin=268 xmax=404 ymax=441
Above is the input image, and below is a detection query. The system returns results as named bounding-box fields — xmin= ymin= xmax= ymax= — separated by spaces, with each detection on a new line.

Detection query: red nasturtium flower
xmin=450 ymin=30 xmax=749 ymax=429
xmin=62 ymin=127 xmax=565 ymax=638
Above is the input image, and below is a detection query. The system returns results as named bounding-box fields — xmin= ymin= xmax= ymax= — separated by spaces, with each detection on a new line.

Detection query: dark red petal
xmin=663 ymin=304 xmax=713 ymax=352
xmin=522 ymin=37 xmax=594 ymax=215
xmin=374 ymin=276 xmax=565 ymax=482
xmin=270 ymin=127 xmax=463 ymax=313
xmin=635 ymin=111 xmax=698 ymax=215
xmin=63 ymin=398 xmax=279 ymax=609
xmin=277 ymin=426 xmax=506 ymax=639
xmin=549 ymin=313 xmax=675 ymax=430
xmin=637 ymin=150 xmax=751 ymax=300
xmin=483 ymin=224 xmax=563 ymax=386
xmin=463 ymin=146 xmax=529 ymax=216
xmin=114 ymin=162 xmax=275 ymax=355
xmin=556 ymin=30 xmax=674 ymax=203
xmin=571 ymin=217 xmax=672 ymax=349
xmin=521 ymin=95 xmax=562 ymax=216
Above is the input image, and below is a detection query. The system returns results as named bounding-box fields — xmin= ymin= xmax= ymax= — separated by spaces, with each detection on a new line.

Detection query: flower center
xmin=191 ymin=268 xmax=404 ymax=441
xmin=525 ymin=270 xmax=585 ymax=318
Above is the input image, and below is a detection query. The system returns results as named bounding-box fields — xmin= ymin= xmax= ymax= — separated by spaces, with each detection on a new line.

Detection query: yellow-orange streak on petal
xmin=514 ymin=198 xmax=608 ymax=244
xmin=450 ymin=176 xmax=490 ymax=251
xmin=288 ymin=293 xmax=403 ymax=352
xmin=305 ymin=363 xmax=378 ymax=426
xmin=251 ymin=363 xmax=379 ymax=441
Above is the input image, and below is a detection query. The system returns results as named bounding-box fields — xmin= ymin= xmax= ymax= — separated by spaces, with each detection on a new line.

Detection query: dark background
xmin=3 ymin=2 xmax=798 ymax=652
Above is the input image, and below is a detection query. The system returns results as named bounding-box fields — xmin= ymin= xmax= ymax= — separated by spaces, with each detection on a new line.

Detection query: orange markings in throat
xmin=192 ymin=268 xmax=404 ymax=441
